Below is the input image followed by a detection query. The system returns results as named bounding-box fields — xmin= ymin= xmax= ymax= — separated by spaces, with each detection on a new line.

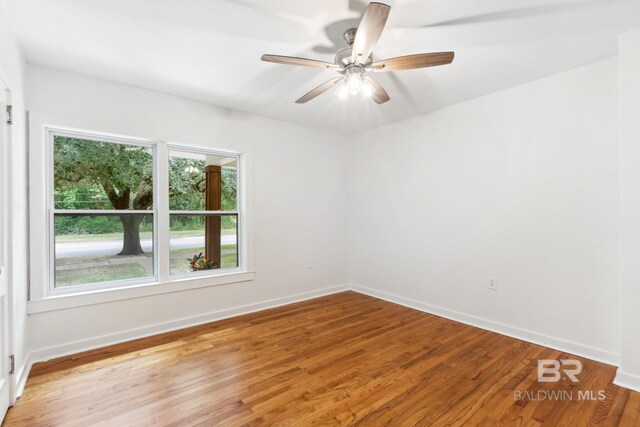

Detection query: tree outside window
xmin=52 ymin=134 xmax=239 ymax=289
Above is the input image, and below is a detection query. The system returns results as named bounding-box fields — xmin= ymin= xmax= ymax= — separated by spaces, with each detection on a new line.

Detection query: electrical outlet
xmin=306 ymin=259 xmax=313 ymax=270
xmin=488 ymin=276 xmax=497 ymax=290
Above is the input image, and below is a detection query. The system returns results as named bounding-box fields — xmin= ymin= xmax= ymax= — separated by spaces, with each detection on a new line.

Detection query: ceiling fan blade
xmin=371 ymin=52 xmax=454 ymax=72
xmin=261 ymin=54 xmax=339 ymax=69
xmin=296 ymin=77 xmax=343 ymax=104
xmin=351 ymin=2 xmax=391 ymax=64
xmin=364 ymin=76 xmax=390 ymax=104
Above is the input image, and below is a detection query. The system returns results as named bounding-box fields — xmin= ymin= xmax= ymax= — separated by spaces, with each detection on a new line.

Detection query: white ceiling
xmin=4 ymin=0 xmax=640 ymax=134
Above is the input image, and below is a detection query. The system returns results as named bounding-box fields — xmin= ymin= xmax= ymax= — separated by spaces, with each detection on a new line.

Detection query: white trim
xmin=167 ymin=143 xmax=241 ymax=158
xmin=0 ymin=81 xmax=17 ymax=406
xmin=350 ymin=284 xmax=621 ymax=367
xmin=156 ymin=141 xmax=170 ymax=283
xmin=28 ymin=271 xmax=256 ymax=314
xmin=26 ymin=284 xmax=348 ymax=364
xmin=47 ymin=275 xmax=159 ymax=297
xmin=613 ymin=370 xmax=640 ymax=393
xmin=46 ymin=126 xmax=159 ymax=148
xmin=15 ymin=353 xmax=32 ymax=398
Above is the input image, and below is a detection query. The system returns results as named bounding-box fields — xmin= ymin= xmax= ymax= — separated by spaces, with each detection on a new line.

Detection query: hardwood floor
xmin=4 ymin=291 xmax=640 ymax=426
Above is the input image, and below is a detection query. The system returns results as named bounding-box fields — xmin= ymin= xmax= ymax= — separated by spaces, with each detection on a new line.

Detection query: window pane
xmin=170 ymin=214 xmax=238 ymax=275
xmin=169 ymin=150 xmax=237 ymax=211
xmin=54 ymin=136 xmax=154 ymax=210
xmin=54 ymin=214 xmax=154 ymax=288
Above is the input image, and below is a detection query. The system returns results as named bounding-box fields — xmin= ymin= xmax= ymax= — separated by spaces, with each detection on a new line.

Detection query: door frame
xmin=0 ymin=72 xmax=18 ymax=407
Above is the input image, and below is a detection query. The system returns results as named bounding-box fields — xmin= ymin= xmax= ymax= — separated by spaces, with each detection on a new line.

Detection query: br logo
xmin=537 ymin=359 xmax=582 ymax=383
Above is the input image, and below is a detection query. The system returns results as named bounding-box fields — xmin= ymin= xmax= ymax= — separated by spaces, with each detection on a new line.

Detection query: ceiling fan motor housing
xmin=343 ymin=28 xmax=358 ymax=46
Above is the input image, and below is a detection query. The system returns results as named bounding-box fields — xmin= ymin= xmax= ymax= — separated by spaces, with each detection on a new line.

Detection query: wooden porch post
xmin=205 ymin=165 xmax=222 ymax=267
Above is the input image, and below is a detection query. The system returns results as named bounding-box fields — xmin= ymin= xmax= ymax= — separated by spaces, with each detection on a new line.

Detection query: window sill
xmin=27 ymin=270 xmax=256 ymax=314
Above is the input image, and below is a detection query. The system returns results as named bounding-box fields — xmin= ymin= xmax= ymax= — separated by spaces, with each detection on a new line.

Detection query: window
xmin=52 ymin=135 xmax=155 ymax=290
xmin=168 ymin=150 xmax=239 ymax=277
xmin=48 ymin=129 xmax=242 ymax=294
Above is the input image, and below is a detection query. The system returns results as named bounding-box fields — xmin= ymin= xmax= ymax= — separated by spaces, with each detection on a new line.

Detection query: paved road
xmin=56 ymin=235 xmax=237 ymax=259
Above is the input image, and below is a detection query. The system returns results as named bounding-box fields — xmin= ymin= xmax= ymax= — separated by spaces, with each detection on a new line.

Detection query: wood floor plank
xmin=4 ymin=292 xmax=639 ymax=426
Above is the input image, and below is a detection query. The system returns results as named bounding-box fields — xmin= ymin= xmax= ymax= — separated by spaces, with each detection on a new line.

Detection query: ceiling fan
xmin=260 ymin=2 xmax=454 ymax=105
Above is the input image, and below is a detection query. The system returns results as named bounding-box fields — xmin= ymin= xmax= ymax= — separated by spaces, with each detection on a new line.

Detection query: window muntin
xmin=48 ymin=130 xmax=242 ymax=293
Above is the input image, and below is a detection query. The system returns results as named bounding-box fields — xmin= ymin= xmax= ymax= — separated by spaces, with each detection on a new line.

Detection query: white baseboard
xmin=350 ymin=284 xmax=620 ymax=367
xmin=614 ymin=370 xmax=640 ymax=393
xmin=27 ymin=284 xmax=349 ymax=367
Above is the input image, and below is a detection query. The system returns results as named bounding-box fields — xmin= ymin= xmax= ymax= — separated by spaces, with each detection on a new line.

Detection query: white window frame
xmin=165 ymin=143 xmax=245 ymax=280
xmin=28 ymin=118 xmax=255 ymax=313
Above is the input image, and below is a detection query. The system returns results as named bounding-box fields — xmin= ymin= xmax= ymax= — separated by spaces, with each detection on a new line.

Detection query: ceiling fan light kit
xmin=261 ymin=2 xmax=455 ymax=105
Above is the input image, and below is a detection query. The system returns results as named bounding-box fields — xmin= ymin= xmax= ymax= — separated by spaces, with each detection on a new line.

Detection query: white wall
xmin=349 ymin=58 xmax=621 ymax=363
xmin=617 ymin=29 xmax=640 ymax=390
xmin=24 ymin=65 xmax=349 ymax=355
xmin=0 ymin=3 xmax=28 ymax=399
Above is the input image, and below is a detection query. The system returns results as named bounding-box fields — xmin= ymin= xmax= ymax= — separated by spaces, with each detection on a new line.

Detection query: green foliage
xmin=54 ymin=137 xmax=154 ymax=210
xmin=221 ymin=168 xmax=237 ymax=211
xmin=55 ymin=215 xmax=153 ymax=236
xmin=169 ymin=158 xmax=206 ymax=210
xmin=169 ymin=157 xmax=237 ymax=230
xmin=54 ymin=137 xmax=238 ymax=235
xmin=168 ymin=158 xmax=237 ymax=211
xmin=55 ymin=188 xmax=111 ymax=210
xmin=170 ymin=216 xmax=205 ymax=231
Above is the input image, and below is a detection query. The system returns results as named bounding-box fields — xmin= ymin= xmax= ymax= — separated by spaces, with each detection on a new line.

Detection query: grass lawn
xmin=55 ymin=244 xmax=238 ymax=287
xmin=56 ymin=253 xmax=152 ymax=266
xmin=170 ymin=245 xmax=237 ymax=272
xmin=56 ymin=229 xmax=237 ymax=243
xmin=56 ymin=263 xmax=148 ymax=287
